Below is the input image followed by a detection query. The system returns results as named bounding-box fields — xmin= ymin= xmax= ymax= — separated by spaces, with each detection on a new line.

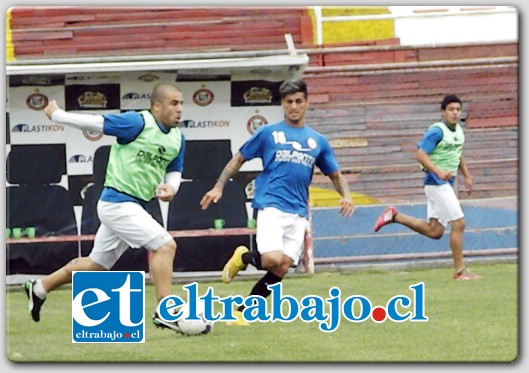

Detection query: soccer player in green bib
xmin=373 ymin=95 xmax=481 ymax=280
xmin=23 ymin=83 xmax=190 ymax=331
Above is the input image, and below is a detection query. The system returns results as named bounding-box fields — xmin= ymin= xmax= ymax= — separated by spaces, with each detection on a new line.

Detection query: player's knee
xmin=159 ymin=239 xmax=177 ymax=255
xmin=279 ymin=263 xmax=291 ymax=277
xmin=451 ymin=219 xmax=466 ymax=232
xmin=65 ymin=257 xmax=104 ymax=274
xmin=261 ymin=254 xmax=282 ymax=269
xmin=429 ymin=225 xmax=445 ymax=240
xmin=168 ymin=239 xmax=177 ymax=252
xmin=66 ymin=257 xmax=80 ymax=269
xmin=426 ymin=220 xmax=445 ymax=239
xmin=63 ymin=260 xmax=77 ymax=277
xmin=432 ymin=232 xmax=443 ymax=240
xmin=271 ymin=266 xmax=289 ymax=278
xmin=266 ymin=256 xmax=293 ymax=277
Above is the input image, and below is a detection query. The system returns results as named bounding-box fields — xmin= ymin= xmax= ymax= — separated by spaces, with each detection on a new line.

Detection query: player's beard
xmin=286 ymin=110 xmax=305 ymax=124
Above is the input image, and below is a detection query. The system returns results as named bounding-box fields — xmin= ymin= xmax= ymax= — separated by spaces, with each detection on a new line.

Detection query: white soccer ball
xmin=176 ymin=301 xmax=214 ymax=336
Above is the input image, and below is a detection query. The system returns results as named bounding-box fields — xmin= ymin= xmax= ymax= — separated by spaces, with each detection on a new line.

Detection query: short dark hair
xmin=279 ymin=79 xmax=308 ymax=99
xmin=441 ymin=94 xmax=462 ymax=110
xmin=151 ymin=83 xmax=180 ymax=106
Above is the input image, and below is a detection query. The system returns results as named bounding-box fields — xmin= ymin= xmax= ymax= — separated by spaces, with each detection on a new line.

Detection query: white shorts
xmin=89 ymin=200 xmax=173 ymax=269
xmin=424 ymin=183 xmax=464 ymax=227
xmin=255 ymin=207 xmax=308 ymax=266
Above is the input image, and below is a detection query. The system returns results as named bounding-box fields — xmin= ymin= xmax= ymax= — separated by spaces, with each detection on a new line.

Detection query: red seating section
xmin=9 ymin=7 xmax=312 ymax=58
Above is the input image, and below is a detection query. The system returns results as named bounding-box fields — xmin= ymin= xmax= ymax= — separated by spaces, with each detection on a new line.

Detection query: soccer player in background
xmin=23 ymin=83 xmax=189 ymax=331
xmin=373 ymin=94 xmax=481 ymax=280
xmin=200 ymin=79 xmax=355 ymax=326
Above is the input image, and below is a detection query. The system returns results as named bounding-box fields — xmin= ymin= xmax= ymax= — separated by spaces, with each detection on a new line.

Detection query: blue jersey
xmin=99 ymin=111 xmax=185 ymax=204
xmin=240 ymin=121 xmax=339 ymax=217
xmin=416 ymin=126 xmax=455 ymax=187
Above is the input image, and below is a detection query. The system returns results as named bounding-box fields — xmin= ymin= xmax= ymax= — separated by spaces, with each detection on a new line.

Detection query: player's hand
xmin=200 ymin=187 xmax=223 ymax=210
xmin=155 ymin=184 xmax=176 ymax=202
xmin=339 ymin=198 xmax=355 ymax=217
xmin=464 ymin=176 xmax=473 ymax=195
xmin=436 ymin=169 xmax=452 ymax=181
xmin=44 ymin=100 xmax=60 ymax=120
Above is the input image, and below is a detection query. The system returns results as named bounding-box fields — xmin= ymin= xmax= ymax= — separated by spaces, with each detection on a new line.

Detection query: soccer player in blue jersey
xmin=373 ymin=94 xmax=481 ymax=280
xmin=23 ymin=83 xmax=189 ymax=331
xmin=200 ymin=79 xmax=355 ymax=326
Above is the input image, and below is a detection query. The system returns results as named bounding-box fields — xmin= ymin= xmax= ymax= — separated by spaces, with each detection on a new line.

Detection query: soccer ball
xmin=175 ymin=301 xmax=214 ymax=336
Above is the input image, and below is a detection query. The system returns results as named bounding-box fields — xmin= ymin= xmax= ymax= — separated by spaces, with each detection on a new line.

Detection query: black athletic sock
xmin=237 ymin=271 xmax=282 ymax=312
xmin=242 ymin=250 xmax=262 ymax=269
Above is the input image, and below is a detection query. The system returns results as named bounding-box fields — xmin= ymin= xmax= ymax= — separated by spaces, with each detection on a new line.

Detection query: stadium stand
xmin=5 ymin=7 xmax=518 ymax=274
xmin=6 ymin=7 xmax=311 ymax=59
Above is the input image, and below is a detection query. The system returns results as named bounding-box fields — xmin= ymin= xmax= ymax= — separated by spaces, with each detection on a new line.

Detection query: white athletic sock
xmin=33 ymin=280 xmax=47 ymax=299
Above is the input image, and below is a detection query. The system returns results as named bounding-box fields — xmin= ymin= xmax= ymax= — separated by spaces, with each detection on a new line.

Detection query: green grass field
xmin=6 ymin=263 xmax=518 ymax=363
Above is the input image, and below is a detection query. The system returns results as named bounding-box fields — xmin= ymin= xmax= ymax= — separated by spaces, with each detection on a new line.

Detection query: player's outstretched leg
xmin=23 ymin=279 xmax=46 ymax=322
xmin=373 ymin=206 xmax=398 ymax=232
xmin=222 ymin=246 xmax=249 ymax=284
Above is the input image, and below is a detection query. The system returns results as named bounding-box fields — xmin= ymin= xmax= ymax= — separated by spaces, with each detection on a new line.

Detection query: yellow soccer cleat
xmin=222 ymin=245 xmax=249 ymax=284
xmin=226 ymin=310 xmax=249 ymax=326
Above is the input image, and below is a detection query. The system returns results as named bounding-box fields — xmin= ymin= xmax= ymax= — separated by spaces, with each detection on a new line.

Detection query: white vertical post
xmin=313 ymin=6 xmax=324 ymax=45
xmin=284 ymin=33 xmax=297 ymax=55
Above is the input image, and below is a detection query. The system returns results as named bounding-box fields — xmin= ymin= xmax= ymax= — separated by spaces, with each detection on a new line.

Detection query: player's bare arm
xmin=458 ymin=156 xmax=473 ymax=195
xmin=200 ymin=152 xmax=246 ymax=209
xmin=328 ymin=171 xmax=355 ymax=217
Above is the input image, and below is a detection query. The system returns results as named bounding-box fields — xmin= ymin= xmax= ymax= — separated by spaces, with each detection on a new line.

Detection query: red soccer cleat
xmin=373 ymin=206 xmax=398 ymax=232
xmin=453 ymin=269 xmax=482 ymax=280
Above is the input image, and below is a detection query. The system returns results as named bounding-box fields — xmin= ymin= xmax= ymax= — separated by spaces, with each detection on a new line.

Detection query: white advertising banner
xmin=9 ymin=85 xmax=67 ymax=145
xmin=119 ymin=71 xmax=179 ymax=110
xmin=6 ymin=72 xmax=286 ymax=204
